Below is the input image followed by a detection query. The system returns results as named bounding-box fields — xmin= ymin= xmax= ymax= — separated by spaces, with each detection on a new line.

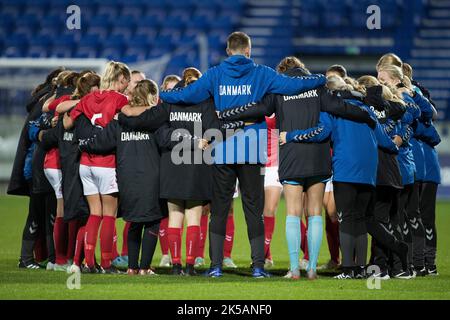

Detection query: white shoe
xmin=67 ymin=264 xmax=81 ymax=274
xmin=284 ymin=270 xmax=300 ymax=279
xmin=318 ymin=259 xmax=339 ymax=270
xmin=299 ymin=259 xmax=309 ymax=271
xmin=46 ymin=262 xmax=55 ymax=271
xmin=159 ymin=254 xmax=172 ymax=267
xmin=223 ymin=257 xmax=237 ymax=269
xmin=264 ymin=258 xmax=274 ymax=269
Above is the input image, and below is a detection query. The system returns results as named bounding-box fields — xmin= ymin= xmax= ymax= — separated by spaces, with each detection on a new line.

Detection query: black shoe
xmin=413 ymin=266 xmax=427 ymax=277
xmin=172 ymin=263 xmax=184 ymax=275
xmin=334 ymin=268 xmax=354 ymax=279
xmin=185 ymin=264 xmax=197 ymax=276
xmin=354 ymin=266 xmax=367 ymax=279
xmin=101 ymin=265 xmax=122 ymax=274
xmin=392 ymin=269 xmax=413 ymax=279
xmin=18 ymin=259 xmax=40 ymax=270
xmin=427 ymin=265 xmax=439 ymax=276
xmin=372 ymin=270 xmax=391 ymax=280
xmin=82 ymin=264 xmax=99 ymax=274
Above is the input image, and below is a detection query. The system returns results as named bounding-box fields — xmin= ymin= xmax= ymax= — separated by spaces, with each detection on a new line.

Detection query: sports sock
xmin=100 ymin=216 xmax=116 ymax=269
xmin=301 ymin=219 xmax=309 ymax=261
xmin=326 ymin=215 xmax=340 ymax=264
xmin=73 ymin=226 xmax=85 ymax=266
xmin=121 ymin=221 xmax=131 ymax=256
xmin=264 ymin=216 xmax=275 ymax=260
xmin=159 ymin=217 xmax=169 ymax=255
xmin=186 ymin=225 xmax=200 ymax=265
xmin=66 ymin=220 xmax=79 ymax=262
xmin=223 ymin=215 xmax=235 ymax=258
xmin=140 ymin=222 xmax=160 ymax=269
xmin=53 ymin=217 xmax=68 ymax=265
xmin=84 ymin=215 xmax=102 ymax=268
xmin=286 ymin=215 xmax=301 ymax=272
xmin=112 ymin=226 xmax=119 ymax=260
xmin=168 ymin=227 xmax=182 ymax=265
xmin=197 ymin=214 xmax=209 ymax=258
xmin=307 ymin=216 xmax=323 ymax=271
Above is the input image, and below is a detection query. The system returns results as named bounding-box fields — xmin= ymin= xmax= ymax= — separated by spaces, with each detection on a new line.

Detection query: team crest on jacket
xmin=283 ymin=89 xmax=318 ymax=101
xmin=121 ymin=131 xmax=150 ymax=141
xmin=170 ymin=112 xmax=202 ymax=122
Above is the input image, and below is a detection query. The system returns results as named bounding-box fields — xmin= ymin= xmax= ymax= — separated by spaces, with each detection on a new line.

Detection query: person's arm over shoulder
xmin=79 ymin=120 xmax=117 ymax=155
xmin=39 ymin=126 xmax=58 ymax=151
xmin=412 ymin=91 xmax=434 ymax=122
xmin=118 ymin=103 xmax=169 ymax=131
xmin=374 ymin=122 xmax=398 ymax=153
xmin=159 ymin=69 xmax=213 ymax=105
xmin=285 ymin=112 xmax=333 ymax=143
xmin=264 ymin=66 xmax=326 ymax=95
xmin=217 ymin=94 xmax=276 ymax=121
xmin=320 ymin=87 xmax=376 ymax=128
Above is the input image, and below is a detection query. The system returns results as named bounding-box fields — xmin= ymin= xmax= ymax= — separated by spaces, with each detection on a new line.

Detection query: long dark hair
xmin=31 ymin=67 xmax=66 ymax=96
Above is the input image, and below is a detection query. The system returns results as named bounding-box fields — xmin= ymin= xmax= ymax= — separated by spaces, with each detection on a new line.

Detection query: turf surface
xmin=0 ymin=195 xmax=449 ymax=299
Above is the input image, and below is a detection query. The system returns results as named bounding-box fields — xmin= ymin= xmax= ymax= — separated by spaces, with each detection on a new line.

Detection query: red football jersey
xmin=265 ymin=114 xmax=278 ymax=168
xmin=70 ymin=90 xmax=128 ymax=168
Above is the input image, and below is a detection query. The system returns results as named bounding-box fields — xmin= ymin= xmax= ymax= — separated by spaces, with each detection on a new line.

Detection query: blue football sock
xmin=286 ymin=215 xmax=301 ymax=272
xmin=307 ymin=216 xmax=323 ymax=271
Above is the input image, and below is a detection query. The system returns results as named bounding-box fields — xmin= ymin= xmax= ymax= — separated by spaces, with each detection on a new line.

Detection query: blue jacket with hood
xmin=160 ymin=55 xmax=326 ymax=164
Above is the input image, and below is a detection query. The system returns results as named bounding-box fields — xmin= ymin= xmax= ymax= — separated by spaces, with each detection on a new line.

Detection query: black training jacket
xmin=79 ymin=119 xmax=167 ymax=223
xmin=40 ymin=114 xmax=98 ymax=221
xmin=217 ymin=67 xmax=375 ymax=182
xmin=119 ymin=100 xmax=220 ymax=201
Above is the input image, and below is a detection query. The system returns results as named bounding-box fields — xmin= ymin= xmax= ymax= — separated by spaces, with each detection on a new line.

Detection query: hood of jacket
xmin=219 ymin=55 xmax=255 ymax=78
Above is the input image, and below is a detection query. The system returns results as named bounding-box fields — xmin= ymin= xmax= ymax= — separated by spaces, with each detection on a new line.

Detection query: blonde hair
xmin=382 ymin=84 xmax=406 ymax=106
xmin=100 ymin=61 xmax=131 ymax=90
xmin=378 ymin=64 xmax=412 ymax=90
xmin=276 ymin=56 xmax=306 ymax=73
xmin=161 ymin=75 xmax=181 ymax=90
xmin=376 ymin=53 xmax=403 ymax=71
xmin=402 ymin=63 xmax=413 ymax=80
xmin=72 ymin=72 xmax=101 ymax=99
xmin=326 ymin=75 xmax=353 ymax=91
xmin=344 ymin=77 xmax=366 ymax=94
xmin=129 ymin=79 xmax=159 ymax=107
xmin=182 ymin=67 xmax=202 ymax=86
xmin=357 ymin=75 xmax=379 ymax=88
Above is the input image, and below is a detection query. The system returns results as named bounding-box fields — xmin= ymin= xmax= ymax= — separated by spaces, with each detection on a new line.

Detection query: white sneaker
xmin=194 ymin=257 xmax=205 ymax=268
xmin=46 ymin=262 xmax=55 ymax=271
xmin=283 ymin=269 xmax=300 ymax=279
xmin=299 ymin=259 xmax=309 ymax=271
xmin=318 ymin=259 xmax=339 ymax=270
xmin=67 ymin=264 xmax=81 ymax=274
xmin=264 ymin=258 xmax=274 ymax=269
xmin=159 ymin=254 xmax=172 ymax=267
xmin=223 ymin=257 xmax=237 ymax=269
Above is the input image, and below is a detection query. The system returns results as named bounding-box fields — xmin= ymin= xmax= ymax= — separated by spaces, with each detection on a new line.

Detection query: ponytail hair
xmin=72 ymin=72 xmax=101 ymax=99
xmin=378 ymin=64 xmax=411 ymax=90
xmin=344 ymin=77 xmax=366 ymax=95
xmin=182 ymin=67 xmax=202 ymax=86
xmin=100 ymin=61 xmax=131 ymax=90
xmin=402 ymin=63 xmax=413 ymax=80
xmin=129 ymin=79 xmax=159 ymax=107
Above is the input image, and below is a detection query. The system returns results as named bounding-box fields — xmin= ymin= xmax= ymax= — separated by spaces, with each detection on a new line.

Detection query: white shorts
xmin=44 ymin=168 xmax=63 ymax=199
xmin=79 ymin=164 xmax=119 ymax=196
xmin=264 ymin=166 xmax=282 ymax=188
xmin=233 ymin=180 xmax=239 ymax=199
xmin=325 ymin=180 xmax=334 ymax=193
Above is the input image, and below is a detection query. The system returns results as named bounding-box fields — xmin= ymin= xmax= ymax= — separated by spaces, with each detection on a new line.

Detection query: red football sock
xmin=100 ymin=216 xmax=116 ymax=269
xmin=168 ymin=227 xmax=182 ymax=265
xmin=84 ymin=215 xmax=102 ymax=268
xmin=326 ymin=215 xmax=340 ymax=264
xmin=186 ymin=226 xmax=200 ymax=265
xmin=34 ymin=232 xmax=48 ymax=262
xmin=54 ymin=217 xmax=68 ymax=265
xmin=223 ymin=215 xmax=235 ymax=258
xmin=301 ymin=219 xmax=309 ymax=261
xmin=66 ymin=220 xmax=80 ymax=261
xmin=264 ymin=216 xmax=275 ymax=260
xmin=159 ymin=217 xmax=169 ymax=255
xmin=112 ymin=226 xmax=119 ymax=260
xmin=74 ymin=226 xmax=86 ymax=266
xmin=197 ymin=214 xmax=209 ymax=258
xmin=121 ymin=221 xmax=131 ymax=256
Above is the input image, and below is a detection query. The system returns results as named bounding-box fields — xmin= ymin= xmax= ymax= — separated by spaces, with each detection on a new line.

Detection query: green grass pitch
xmin=1 ymin=195 xmax=449 ymax=300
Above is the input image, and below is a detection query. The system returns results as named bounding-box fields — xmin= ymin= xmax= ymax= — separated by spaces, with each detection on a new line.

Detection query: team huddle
xmin=9 ymin=31 xmax=441 ymax=280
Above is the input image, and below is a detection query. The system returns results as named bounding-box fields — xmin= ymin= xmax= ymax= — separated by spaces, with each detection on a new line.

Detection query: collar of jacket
xmin=220 ymin=55 xmax=255 ymax=78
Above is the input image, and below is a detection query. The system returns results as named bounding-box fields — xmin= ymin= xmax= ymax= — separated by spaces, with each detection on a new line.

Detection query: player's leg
xmin=127 ymin=222 xmax=143 ymax=274
xmin=236 ymin=164 xmax=267 ymax=277
xmin=223 ymin=206 xmax=237 ymax=268
xmin=158 ymin=216 xmax=171 ymax=267
xmin=167 ymin=200 xmax=185 ymax=275
xmin=208 ymin=164 xmax=237 ymax=275
xmin=44 ymin=192 xmax=56 ymax=270
xmin=406 ymin=182 xmax=426 ymax=275
xmin=283 ymin=182 xmax=304 ymax=279
xmin=99 ymin=193 xmax=118 ymax=273
xmin=139 ymin=220 xmax=160 ymax=275
xmin=185 ymin=201 xmax=203 ymax=275
xmin=195 ymin=204 xmax=209 ymax=267
xmin=321 ymin=181 xmax=340 ymax=270
xmin=305 ymin=180 xmax=326 ymax=279
xmin=421 ymin=182 xmax=438 ymax=275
